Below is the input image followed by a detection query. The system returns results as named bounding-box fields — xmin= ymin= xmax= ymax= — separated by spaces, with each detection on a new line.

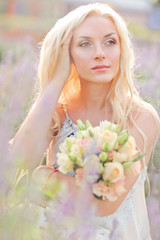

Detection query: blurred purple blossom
xmin=0 ymin=37 xmax=37 ymax=196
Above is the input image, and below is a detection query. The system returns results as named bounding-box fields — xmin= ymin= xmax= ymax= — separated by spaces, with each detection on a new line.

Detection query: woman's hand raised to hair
xmin=52 ymin=32 xmax=73 ymax=84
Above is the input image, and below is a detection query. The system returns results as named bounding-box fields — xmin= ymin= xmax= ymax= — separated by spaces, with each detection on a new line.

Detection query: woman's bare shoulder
xmin=128 ymin=101 xmax=160 ymax=165
xmin=132 ymin=102 xmax=160 ymax=135
xmin=130 ymin=102 xmax=160 ymax=153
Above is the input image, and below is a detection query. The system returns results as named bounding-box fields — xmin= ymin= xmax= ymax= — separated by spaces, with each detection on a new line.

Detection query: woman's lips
xmin=92 ymin=65 xmax=110 ymax=71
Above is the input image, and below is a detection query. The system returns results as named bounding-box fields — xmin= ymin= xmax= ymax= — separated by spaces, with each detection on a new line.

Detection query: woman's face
xmin=70 ymin=15 xmax=121 ymax=84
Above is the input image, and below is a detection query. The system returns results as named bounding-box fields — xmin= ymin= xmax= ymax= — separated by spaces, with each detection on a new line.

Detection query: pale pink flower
xmin=78 ymin=139 xmax=92 ymax=149
xmin=108 ymin=150 xmax=114 ymax=161
xmin=92 ymin=181 xmax=117 ymax=201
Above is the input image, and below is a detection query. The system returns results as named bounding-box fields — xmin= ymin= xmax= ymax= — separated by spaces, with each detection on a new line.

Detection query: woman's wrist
xmin=43 ymin=76 xmax=66 ymax=95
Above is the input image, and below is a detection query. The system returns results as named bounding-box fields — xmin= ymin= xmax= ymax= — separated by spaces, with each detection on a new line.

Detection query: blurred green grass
xmin=0 ymin=14 xmax=57 ymax=34
xmin=128 ymin=22 xmax=160 ymax=42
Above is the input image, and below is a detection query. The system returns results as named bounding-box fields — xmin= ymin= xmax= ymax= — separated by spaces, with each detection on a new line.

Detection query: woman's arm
xmin=11 ymin=80 xmax=65 ymax=169
xmin=10 ymin=33 xmax=72 ymax=169
xmin=32 ymin=164 xmax=140 ymax=216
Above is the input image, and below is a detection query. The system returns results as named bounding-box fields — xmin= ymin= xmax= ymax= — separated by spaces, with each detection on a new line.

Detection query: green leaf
xmin=65 ymin=138 xmax=72 ymax=152
xmin=119 ymin=129 xmax=128 ymax=135
xmin=99 ymin=163 xmax=104 ymax=174
xmin=99 ymin=152 xmax=108 ymax=162
xmin=122 ymin=161 xmax=133 ymax=168
xmin=77 ymin=119 xmax=86 ymax=130
xmin=68 ymin=153 xmax=76 ymax=162
xmin=117 ymin=131 xmax=129 ymax=147
xmin=113 ymin=141 xmax=119 ymax=151
xmin=76 ymin=157 xmax=83 ymax=166
xmin=89 ymin=130 xmax=94 ymax=137
xmin=85 ymin=120 xmax=92 ymax=129
xmin=133 ymin=152 xmax=146 ymax=162
xmin=114 ymin=124 xmax=120 ymax=133
xmin=103 ymin=159 xmax=109 ymax=165
xmin=102 ymin=142 xmax=110 ymax=152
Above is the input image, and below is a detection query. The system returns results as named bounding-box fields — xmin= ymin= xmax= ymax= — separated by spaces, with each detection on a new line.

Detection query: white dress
xmin=47 ymin=112 xmax=152 ymax=240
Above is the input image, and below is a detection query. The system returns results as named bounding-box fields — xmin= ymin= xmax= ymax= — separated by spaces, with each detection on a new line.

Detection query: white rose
xmin=97 ymin=130 xmax=117 ymax=150
xmin=102 ymin=162 xmax=124 ymax=183
xmin=100 ymin=121 xmax=119 ymax=132
xmin=91 ymin=126 xmax=101 ymax=138
xmin=100 ymin=120 xmax=120 ymax=133
xmin=119 ymin=136 xmax=138 ymax=156
xmin=59 ymin=141 xmax=68 ymax=153
xmin=57 ymin=152 xmax=74 ymax=174
xmin=70 ymin=143 xmax=83 ymax=158
xmin=99 ymin=121 xmax=111 ymax=131
xmin=113 ymin=151 xmax=128 ymax=163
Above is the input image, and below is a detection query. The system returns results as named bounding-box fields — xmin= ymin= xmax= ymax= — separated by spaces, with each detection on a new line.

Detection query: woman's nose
xmin=94 ymin=45 xmax=106 ymax=60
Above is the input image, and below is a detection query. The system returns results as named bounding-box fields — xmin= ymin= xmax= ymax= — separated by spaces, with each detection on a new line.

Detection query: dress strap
xmin=61 ymin=103 xmax=69 ymax=118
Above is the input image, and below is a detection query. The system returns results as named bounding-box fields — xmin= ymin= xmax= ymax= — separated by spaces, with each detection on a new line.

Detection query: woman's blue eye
xmin=104 ymin=39 xmax=116 ymax=45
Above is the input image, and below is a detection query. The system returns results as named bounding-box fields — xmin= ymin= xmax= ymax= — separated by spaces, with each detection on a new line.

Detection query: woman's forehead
xmin=73 ymin=15 xmax=119 ymax=38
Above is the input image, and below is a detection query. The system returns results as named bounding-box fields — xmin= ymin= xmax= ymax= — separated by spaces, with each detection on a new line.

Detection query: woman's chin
xmin=82 ymin=77 xmax=113 ymax=84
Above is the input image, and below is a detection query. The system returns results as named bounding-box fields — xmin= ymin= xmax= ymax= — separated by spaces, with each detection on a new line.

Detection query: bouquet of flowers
xmin=56 ymin=120 xmax=145 ymax=201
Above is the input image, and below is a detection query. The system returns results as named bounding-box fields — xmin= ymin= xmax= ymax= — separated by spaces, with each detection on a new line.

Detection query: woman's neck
xmin=67 ymin=81 xmax=113 ymax=126
xmin=79 ymin=80 xmax=112 ymax=112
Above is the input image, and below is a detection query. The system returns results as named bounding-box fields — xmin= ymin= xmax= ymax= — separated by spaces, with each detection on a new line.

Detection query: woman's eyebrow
xmin=77 ymin=36 xmax=91 ymax=39
xmin=104 ymin=32 xmax=117 ymax=38
xmin=77 ymin=32 xmax=117 ymax=39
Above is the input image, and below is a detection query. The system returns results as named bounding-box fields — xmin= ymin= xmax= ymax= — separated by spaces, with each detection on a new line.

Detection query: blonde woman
xmin=11 ymin=3 xmax=160 ymax=239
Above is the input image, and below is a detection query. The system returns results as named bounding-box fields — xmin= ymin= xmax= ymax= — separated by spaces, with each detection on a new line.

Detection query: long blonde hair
xmin=38 ymin=3 xmax=160 ymax=157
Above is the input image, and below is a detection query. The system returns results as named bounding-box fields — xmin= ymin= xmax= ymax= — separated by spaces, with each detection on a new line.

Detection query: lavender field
xmin=134 ymin=39 xmax=160 ymax=240
xmin=0 ymin=34 xmax=160 ymax=239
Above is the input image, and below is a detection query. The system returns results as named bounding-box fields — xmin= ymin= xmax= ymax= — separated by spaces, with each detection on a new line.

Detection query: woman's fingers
xmin=52 ymin=31 xmax=73 ymax=82
xmin=62 ymin=31 xmax=73 ymax=48
xmin=61 ymin=30 xmax=72 ymax=45
xmin=60 ymin=31 xmax=73 ymax=60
